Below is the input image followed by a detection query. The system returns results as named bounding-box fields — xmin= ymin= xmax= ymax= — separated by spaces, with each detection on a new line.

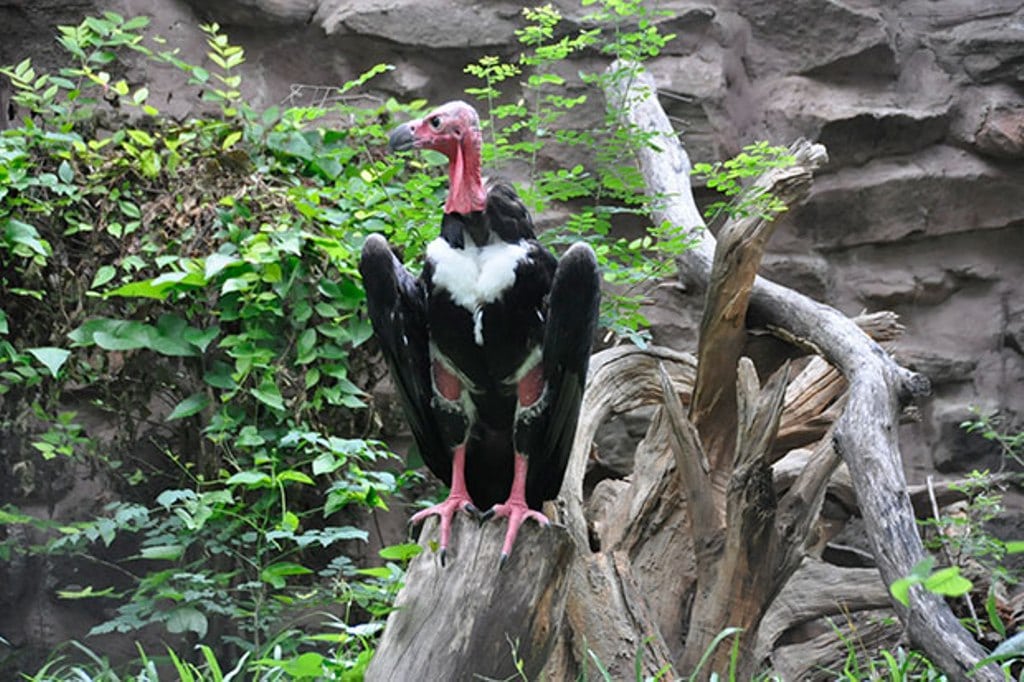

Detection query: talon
xmin=479 ymin=507 xmax=496 ymax=522
xmin=409 ymin=491 xmax=476 ymax=562
xmin=488 ymin=454 xmax=550 ymax=563
xmin=491 ymin=503 xmax=550 ymax=561
xmin=499 ymin=553 xmax=509 ymax=570
xmin=407 ymin=445 xmax=475 ymax=561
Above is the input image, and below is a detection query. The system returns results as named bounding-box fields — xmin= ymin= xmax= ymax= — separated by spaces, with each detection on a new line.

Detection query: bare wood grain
xmin=366 ymin=515 xmax=573 ymax=682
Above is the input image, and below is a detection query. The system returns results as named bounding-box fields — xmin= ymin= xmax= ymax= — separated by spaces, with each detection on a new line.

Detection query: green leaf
xmin=889 ymin=576 xmax=913 ymax=607
xmin=139 ymin=544 xmax=185 ymax=561
xmin=907 ymin=556 xmax=935 ymax=580
xmin=221 ymin=130 xmax=242 ymax=150
xmin=236 ymin=425 xmax=265 ymax=447
xmin=203 ymin=361 xmax=237 ymax=390
xmin=166 ymin=393 xmax=209 ymax=421
xmin=923 ymin=566 xmax=973 ymax=598
xmin=150 ymin=332 xmax=198 ymax=357
xmin=166 ymin=607 xmax=208 ymax=638
xmin=226 ymin=471 xmax=273 ymax=488
xmin=94 ymin=327 xmax=151 ymax=351
xmin=106 ymin=271 xmax=205 ymax=300
xmin=986 ymin=587 xmax=1007 ymax=638
xmin=26 ymin=347 xmax=71 ymax=377
xmin=1003 ymin=540 xmax=1024 ymax=554
xmin=127 ymin=129 xmax=155 ymax=147
xmin=156 ymin=489 xmax=196 ymax=508
xmin=296 ymin=327 xmax=317 ymax=363
xmin=144 ymin=315 xmax=200 ymax=357
xmin=58 ymin=160 xmax=75 ymax=183
xmin=5 ymin=219 xmax=51 ymax=258
xmin=91 ymin=265 xmax=117 ymax=289
xmin=204 ymin=252 xmax=240 ymax=279
xmin=267 ymin=130 xmax=314 ymax=160
xmin=282 ymin=652 xmax=325 ymax=677
xmin=131 ymin=86 xmax=149 ymax=105
xmin=138 ymin=149 xmax=161 ymax=178
xmin=183 ymin=325 xmax=219 ymax=353
xmin=251 ymin=377 xmax=285 ymax=411
xmin=356 ymin=566 xmax=393 ymax=579
xmin=260 ymin=561 xmax=313 ymax=589
xmin=57 ymin=585 xmax=116 ymax=600
xmin=277 ymin=470 xmax=314 ymax=485
xmin=0 ymin=310 xmax=7 ymax=335
xmin=320 ymin=526 xmax=368 ymax=543
xmin=379 ymin=543 xmax=423 ymax=561
xmin=312 ymin=452 xmax=342 ymax=476
xmin=991 ymin=630 xmax=1024 ymax=660
xmin=282 ymin=511 xmax=300 ymax=532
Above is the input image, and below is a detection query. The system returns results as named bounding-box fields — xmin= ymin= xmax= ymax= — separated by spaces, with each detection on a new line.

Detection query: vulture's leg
xmin=408 ymin=359 xmax=475 ymax=564
xmin=408 ymin=445 xmax=473 ymax=563
xmin=489 ymin=449 xmax=550 ymax=567
xmin=491 ymin=243 xmax=600 ymax=566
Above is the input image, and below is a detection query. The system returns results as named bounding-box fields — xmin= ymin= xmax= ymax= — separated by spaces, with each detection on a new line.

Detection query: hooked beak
xmin=388 ymin=122 xmax=416 ymax=152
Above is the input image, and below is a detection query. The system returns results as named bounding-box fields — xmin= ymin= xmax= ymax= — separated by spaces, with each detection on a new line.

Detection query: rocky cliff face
xmin=4 ymin=0 xmax=1022 ymax=475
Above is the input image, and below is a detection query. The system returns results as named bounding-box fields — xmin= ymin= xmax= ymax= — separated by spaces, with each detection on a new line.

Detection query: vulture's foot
xmin=409 ymin=492 xmax=476 ymax=566
xmin=486 ymin=500 xmax=550 ymax=568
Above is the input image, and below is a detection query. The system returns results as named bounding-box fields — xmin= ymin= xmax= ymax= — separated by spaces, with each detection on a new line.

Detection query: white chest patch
xmin=427 ymin=237 xmax=529 ymax=313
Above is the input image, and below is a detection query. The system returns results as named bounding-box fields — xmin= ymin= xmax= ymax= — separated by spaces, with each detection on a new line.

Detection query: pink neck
xmin=444 ymin=134 xmax=486 ymax=214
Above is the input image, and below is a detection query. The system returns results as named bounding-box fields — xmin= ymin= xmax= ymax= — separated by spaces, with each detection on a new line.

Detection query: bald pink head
xmin=389 ymin=101 xmax=487 ymax=215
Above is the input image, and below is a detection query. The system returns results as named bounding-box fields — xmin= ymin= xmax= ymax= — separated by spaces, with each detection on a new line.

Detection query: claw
xmin=499 ymin=552 xmax=509 ymax=570
xmin=487 ymin=453 xmax=550 ymax=563
xmin=408 ymin=444 xmax=475 ymax=563
xmin=409 ymin=492 xmax=475 ymax=563
xmin=491 ymin=502 xmax=550 ymax=561
xmin=479 ymin=507 xmax=496 ymax=522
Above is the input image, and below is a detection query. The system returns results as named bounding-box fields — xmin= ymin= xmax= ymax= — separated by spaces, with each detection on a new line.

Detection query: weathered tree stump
xmin=366 ymin=514 xmax=574 ymax=681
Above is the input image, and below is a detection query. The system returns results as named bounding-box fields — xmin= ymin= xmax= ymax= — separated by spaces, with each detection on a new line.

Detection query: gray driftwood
xmin=604 ymin=61 xmax=998 ymax=680
xmin=365 ymin=515 xmax=573 ymax=681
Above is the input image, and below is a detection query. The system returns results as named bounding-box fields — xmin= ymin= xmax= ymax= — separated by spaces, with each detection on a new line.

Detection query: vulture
xmin=359 ymin=100 xmax=600 ymax=564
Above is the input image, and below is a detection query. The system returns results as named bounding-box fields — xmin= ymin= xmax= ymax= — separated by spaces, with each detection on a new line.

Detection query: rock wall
xmin=3 ymin=0 xmax=1022 ymax=477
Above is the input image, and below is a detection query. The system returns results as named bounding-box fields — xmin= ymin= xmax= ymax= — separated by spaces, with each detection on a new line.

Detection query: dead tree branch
xmin=604 ymin=60 xmax=998 ymax=680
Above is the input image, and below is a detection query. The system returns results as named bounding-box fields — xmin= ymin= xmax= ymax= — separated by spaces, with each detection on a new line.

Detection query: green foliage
xmin=961 ymin=409 xmax=1024 ymax=469
xmin=836 ymin=643 xmax=948 ymax=682
xmin=1 ymin=11 xmax=431 ymax=678
xmin=691 ymin=141 xmax=796 ymax=224
xmin=890 ymin=413 xmax=1024 ymax=670
xmin=889 ymin=556 xmax=974 ymax=608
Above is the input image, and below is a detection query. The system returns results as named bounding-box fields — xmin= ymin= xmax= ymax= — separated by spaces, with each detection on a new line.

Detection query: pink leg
xmin=489 ymin=452 xmax=550 ymax=566
xmin=409 ymin=445 xmax=474 ymax=564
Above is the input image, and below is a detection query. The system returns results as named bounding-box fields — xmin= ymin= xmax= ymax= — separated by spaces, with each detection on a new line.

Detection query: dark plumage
xmin=360 ymin=100 xmax=600 ymax=563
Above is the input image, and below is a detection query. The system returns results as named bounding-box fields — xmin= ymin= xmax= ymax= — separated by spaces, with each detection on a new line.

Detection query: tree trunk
xmin=366 ymin=515 xmax=573 ymax=681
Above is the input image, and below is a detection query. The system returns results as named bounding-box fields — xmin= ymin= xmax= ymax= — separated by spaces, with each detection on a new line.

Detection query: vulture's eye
xmin=428 ymin=116 xmax=442 ymax=130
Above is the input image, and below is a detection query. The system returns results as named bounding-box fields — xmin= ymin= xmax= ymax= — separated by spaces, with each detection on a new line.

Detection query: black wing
xmin=359 ymin=234 xmax=451 ymax=485
xmin=526 ymin=243 xmax=601 ymax=508
xmin=486 ymin=180 xmax=538 ymax=242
